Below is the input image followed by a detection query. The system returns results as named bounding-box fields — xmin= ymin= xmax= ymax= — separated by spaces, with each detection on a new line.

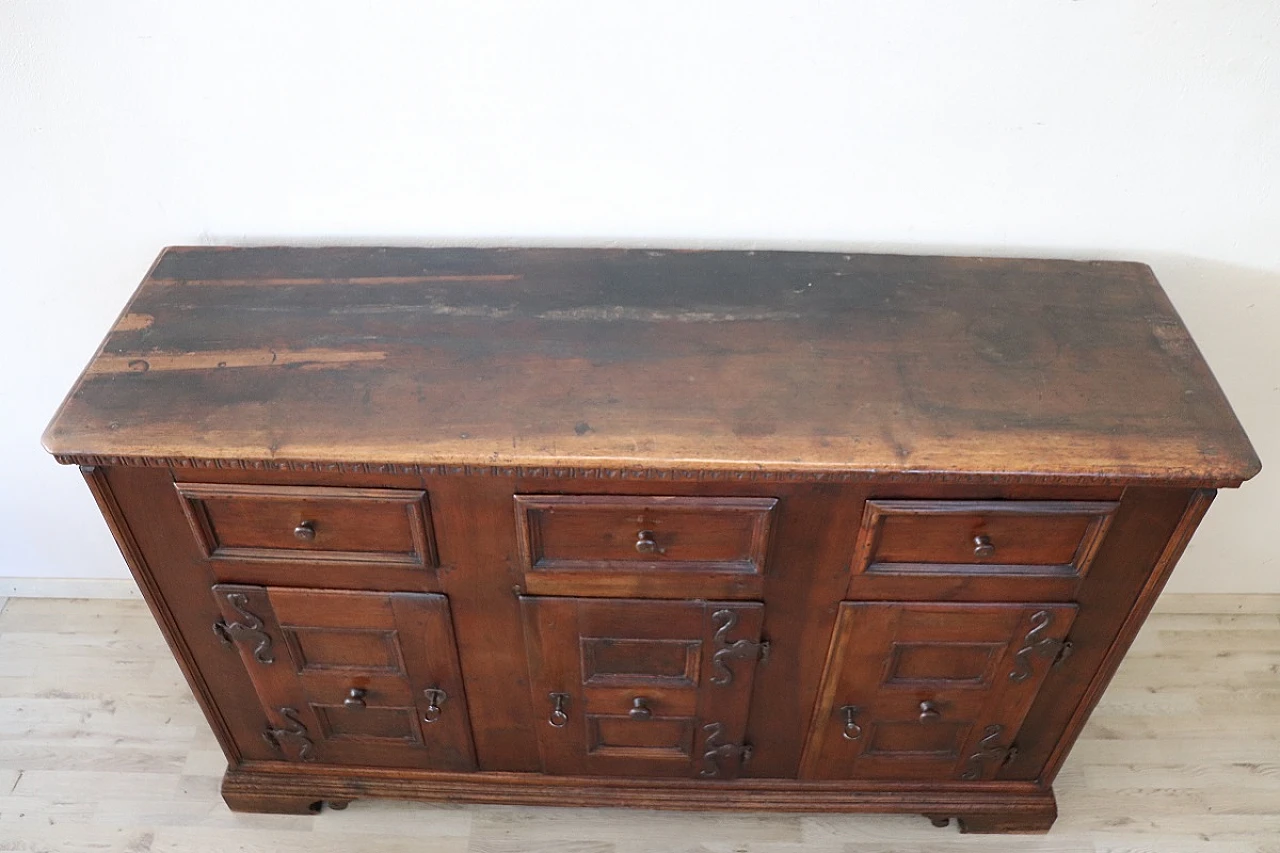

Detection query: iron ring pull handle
xmin=839 ymin=704 xmax=863 ymax=741
xmin=422 ymin=688 xmax=447 ymax=724
xmin=548 ymin=692 xmax=570 ymax=728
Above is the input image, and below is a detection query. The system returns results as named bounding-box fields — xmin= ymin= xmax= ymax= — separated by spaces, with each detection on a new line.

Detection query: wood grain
xmin=43 ymin=247 xmax=1260 ymax=487
xmin=799 ymin=602 xmax=1077 ymax=781
xmin=36 ymin=248 xmax=1263 ymax=836
xmin=2 ymin=597 xmax=1277 ymax=849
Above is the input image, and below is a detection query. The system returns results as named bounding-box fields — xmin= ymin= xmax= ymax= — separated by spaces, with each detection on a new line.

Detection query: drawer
xmin=176 ymin=483 xmax=437 ymax=568
xmin=851 ymin=499 xmax=1117 ymax=580
xmin=514 ymin=495 xmax=777 ymax=598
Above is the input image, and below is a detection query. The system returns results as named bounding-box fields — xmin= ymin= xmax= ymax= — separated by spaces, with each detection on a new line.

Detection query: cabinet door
xmin=800 ymin=602 xmax=1076 ymax=781
xmin=212 ymin=584 xmax=476 ymax=771
xmin=521 ymin=596 xmax=765 ymax=779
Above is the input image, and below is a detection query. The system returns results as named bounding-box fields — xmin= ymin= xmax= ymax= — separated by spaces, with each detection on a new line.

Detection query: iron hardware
xmin=960 ymin=723 xmax=1013 ymax=780
xmin=213 ymin=591 xmax=274 ymax=665
xmin=423 ymin=688 xmax=447 ymax=723
xmin=548 ymin=692 xmax=570 ymax=728
xmin=710 ymin=609 xmax=770 ymax=686
xmin=839 ymin=704 xmax=863 ymax=741
xmin=1053 ymin=640 xmax=1075 ymax=668
xmin=1010 ymin=609 xmax=1069 ymax=681
xmin=262 ymin=707 xmax=316 ymax=763
xmin=700 ymin=721 xmax=752 ymax=777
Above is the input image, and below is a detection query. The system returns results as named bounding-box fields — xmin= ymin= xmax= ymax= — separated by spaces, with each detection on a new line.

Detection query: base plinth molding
xmin=956 ymin=805 xmax=1058 ymax=834
xmin=222 ymin=765 xmax=1058 ymax=833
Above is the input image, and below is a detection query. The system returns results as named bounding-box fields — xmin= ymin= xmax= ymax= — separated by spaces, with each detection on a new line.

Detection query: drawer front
xmin=520 ymin=596 xmax=765 ymax=779
xmin=800 ymin=601 xmax=1077 ymax=781
xmin=515 ymin=495 xmax=777 ymax=598
xmin=212 ymin=584 xmax=475 ymax=771
xmin=852 ymin=499 xmax=1117 ymax=579
xmin=178 ymin=483 xmax=437 ymax=568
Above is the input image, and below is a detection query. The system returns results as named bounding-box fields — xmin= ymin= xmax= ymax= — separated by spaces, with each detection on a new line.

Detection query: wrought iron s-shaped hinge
xmin=262 ymin=706 xmax=316 ymax=763
xmin=709 ymin=609 xmax=770 ymax=686
xmin=213 ymin=591 xmax=275 ymax=665
xmin=1009 ymin=609 xmax=1070 ymax=682
xmin=699 ymin=721 xmax=753 ymax=778
xmin=959 ymin=723 xmax=1016 ymax=780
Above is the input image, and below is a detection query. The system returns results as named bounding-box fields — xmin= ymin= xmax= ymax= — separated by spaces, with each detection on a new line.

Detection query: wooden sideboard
xmin=43 ymin=247 xmax=1259 ymax=833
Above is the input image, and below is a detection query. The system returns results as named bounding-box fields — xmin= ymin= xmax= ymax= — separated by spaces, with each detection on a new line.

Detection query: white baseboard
xmin=0 ymin=577 xmax=141 ymax=599
xmin=1151 ymin=593 xmax=1280 ymax=614
xmin=0 ymin=578 xmax=1276 ymax=612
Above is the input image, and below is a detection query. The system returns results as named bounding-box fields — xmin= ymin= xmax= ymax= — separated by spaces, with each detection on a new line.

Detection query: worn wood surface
xmin=514 ymin=494 xmax=777 ymax=598
xmin=800 ymin=602 xmax=1077 ymax=782
xmin=44 ymin=247 xmax=1259 ymax=486
xmin=38 ymin=248 xmax=1264 ymax=835
xmin=519 ymin=596 xmax=763 ymax=779
xmin=212 ymin=585 xmax=476 ymax=772
xmin=3 ymin=596 xmax=1277 ymax=851
xmin=94 ymin=464 xmax=1195 ymax=793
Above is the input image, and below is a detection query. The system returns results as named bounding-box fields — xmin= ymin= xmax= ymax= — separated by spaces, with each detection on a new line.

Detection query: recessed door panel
xmin=800 ymin=601 xmax=1076 ymax=781
xmin=521 ymin=596 xmax=765 ymax=779
xmin=212 ymin=584 xmax=475 ymax=771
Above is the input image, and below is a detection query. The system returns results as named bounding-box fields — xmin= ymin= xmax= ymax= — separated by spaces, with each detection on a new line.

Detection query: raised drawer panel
xmin=178 ymin=483 xmax=437 ymax=568
xmin=800 ymin=601 xmax=1077 ymax=782
xmin=520 ymin=596 xmax=766 ymax=779
xmin=212 ymin=584 xmax=475 ymax=771
xmin=514 ymin=495 xmax=777 ymax=598
xmin=852 ymin=500 xmax=1117 ymax=579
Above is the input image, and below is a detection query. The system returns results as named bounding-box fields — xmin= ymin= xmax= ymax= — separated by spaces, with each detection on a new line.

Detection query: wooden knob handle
xmin=294 ymin=522 xmax=316 ymax=541
xmin=973 ymin=534 xmax=995 ymax=559
xmin=635 ymin=530 xmax=658 ymax=554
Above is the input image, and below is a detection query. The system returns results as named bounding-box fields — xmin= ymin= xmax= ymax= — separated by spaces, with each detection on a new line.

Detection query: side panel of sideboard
xmin=83 ymin=465 xmax=279 ymax=764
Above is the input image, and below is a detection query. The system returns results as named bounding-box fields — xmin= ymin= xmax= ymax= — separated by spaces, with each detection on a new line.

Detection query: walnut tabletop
xmin=43 ymin=247 xmax=1259 ymax=486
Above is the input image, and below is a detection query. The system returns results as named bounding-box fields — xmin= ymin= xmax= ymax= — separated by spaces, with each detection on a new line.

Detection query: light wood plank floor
xmin=0 ymin=597 xmax=1277 ymax=852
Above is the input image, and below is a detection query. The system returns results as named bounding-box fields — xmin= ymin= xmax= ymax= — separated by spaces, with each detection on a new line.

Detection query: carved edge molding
xmin=52 ymin=454 xmax=1226 ymax=487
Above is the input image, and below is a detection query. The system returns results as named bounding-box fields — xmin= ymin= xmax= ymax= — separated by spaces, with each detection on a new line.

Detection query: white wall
xmin=2 ymin=1 xmax=1276 ymax=593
